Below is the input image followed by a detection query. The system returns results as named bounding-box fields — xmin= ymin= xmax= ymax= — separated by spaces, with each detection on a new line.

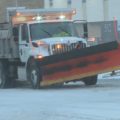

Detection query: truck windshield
xmin=30 ymin=22 xmax=78 ymax=40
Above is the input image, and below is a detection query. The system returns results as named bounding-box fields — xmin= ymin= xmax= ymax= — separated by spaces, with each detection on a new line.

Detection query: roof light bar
xmin=15 ymin=8 xmax=76 ymax=16
xmin=12 ymin=8 xmax=76 ymax=24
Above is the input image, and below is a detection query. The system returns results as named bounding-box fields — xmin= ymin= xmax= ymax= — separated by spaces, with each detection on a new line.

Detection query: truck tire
xmin=27 ymin=59 xmax=42 ymax=89
xmin=0 ymin=61 xmax=10 ymax=88
xmin=8 ymin=64 xmax=18 ymax=87
xmin=83 ymin=75 xmax=97 ymax=86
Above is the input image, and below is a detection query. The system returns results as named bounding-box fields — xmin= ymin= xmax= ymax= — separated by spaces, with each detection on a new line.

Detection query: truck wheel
xmin=0 ymin=61 xmax=9 ymax=88
xmin=83 ymin=75 xmax=97 ymax=86
xmin=27 ymin=59 xmax=42 ymax=89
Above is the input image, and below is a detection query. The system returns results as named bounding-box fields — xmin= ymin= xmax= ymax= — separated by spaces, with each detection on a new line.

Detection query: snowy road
xmin=0 ymin=76 xmax=120 ymax=120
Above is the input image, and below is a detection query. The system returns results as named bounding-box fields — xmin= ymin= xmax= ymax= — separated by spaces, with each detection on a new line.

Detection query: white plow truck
xmin=0 ymin=8 xmax=87 ymax=89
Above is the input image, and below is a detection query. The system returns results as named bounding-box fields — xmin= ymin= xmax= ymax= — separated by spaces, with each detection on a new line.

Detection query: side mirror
xmin=13 ymin=27 xmax=19 ymax=42
xmin=13 ymin=27 xmax=18 ymax=36
xmin=32 ymin=42 xmax=39 ymax=47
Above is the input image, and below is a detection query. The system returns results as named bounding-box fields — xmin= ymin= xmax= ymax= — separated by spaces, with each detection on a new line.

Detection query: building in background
xmin=44 ymin=0 xmax=68 ymax=8
xmin=0 ymin=0 xmax=44 ymax=22
xmin=44 ymin=0 xmax=120 ymax=45
xmin=1 ymin=0 xmax=119 ymax=22
xmin=44 ymin=0 xmax=120 ymax=22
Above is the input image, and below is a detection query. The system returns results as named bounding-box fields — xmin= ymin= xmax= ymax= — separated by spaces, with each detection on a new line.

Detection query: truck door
xmin=19 ymin=24 xmax=30 ymax=63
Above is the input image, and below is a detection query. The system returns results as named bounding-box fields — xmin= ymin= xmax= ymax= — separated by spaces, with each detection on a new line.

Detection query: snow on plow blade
xmin=39 ymin=41 xmax=120 ymax=86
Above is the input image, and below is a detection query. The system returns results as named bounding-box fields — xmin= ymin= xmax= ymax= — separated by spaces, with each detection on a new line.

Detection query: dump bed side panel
xmin=0 ymin=23 xmax=19 ymax=59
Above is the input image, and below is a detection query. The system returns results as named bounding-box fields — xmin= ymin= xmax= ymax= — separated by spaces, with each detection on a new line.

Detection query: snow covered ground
xmin=0 ymin=73 xmax=120 ymax=120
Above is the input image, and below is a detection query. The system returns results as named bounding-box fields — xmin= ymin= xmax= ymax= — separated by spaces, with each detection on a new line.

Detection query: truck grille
xmin=52 ymin=42 xmax=86 ymax=55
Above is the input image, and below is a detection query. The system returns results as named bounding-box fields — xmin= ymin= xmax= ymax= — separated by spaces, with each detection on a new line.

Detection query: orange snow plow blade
xmin=39 ymin=41 xmax=120 ymax=86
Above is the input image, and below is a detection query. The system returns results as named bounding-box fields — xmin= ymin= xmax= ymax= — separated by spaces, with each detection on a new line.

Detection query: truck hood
xmin=33 ymin=37 xmax=87 ymax=45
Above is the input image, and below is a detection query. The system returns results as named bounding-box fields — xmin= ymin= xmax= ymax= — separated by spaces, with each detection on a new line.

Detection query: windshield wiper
xmin=41 ymin=29 xmax=52 ymax=37
xmin=58 ymin=27 xmax=71 ymax=36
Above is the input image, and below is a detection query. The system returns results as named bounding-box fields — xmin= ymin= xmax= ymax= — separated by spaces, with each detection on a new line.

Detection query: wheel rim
xmin=31 ymin=70 xmax=38 ymax=86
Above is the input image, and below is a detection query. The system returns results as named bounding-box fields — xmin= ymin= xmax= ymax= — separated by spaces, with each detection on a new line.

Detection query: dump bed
xmin=0 ymin=23 xmax=19 ymax=59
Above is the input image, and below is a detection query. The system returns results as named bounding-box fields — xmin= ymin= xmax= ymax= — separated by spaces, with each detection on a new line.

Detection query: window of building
xmin=103 ymin=0 xmax=109 ymax=21
xmin=67 ymin=0 xmax=72 ymax=7
xmin=67 ymin=0 xmax=72 ymax=5
xmin=49 ymin=0 xmax=53 ymax=7
xmin=82 ymin=0 xmax=86 ymax=3
xmin=82 ymin=0 xmax=87 ymax=20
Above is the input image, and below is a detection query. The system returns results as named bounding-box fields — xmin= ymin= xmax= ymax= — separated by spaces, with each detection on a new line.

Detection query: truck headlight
xmin=35 ymin=54 xmax=43 ymax=59
xmin=56 ymin=44 xmax=62 ymax=49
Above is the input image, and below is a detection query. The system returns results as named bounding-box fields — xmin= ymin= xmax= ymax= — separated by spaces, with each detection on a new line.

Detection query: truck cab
xmin=15 ymin=20 xmax=87 ymax=63
xmin=13 ymin=10 xmax=87 ymax=63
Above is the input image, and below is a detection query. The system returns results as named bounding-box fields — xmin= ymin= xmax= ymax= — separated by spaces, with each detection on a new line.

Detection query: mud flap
xmin=37 ymin=41 xmax=120 ymax=86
